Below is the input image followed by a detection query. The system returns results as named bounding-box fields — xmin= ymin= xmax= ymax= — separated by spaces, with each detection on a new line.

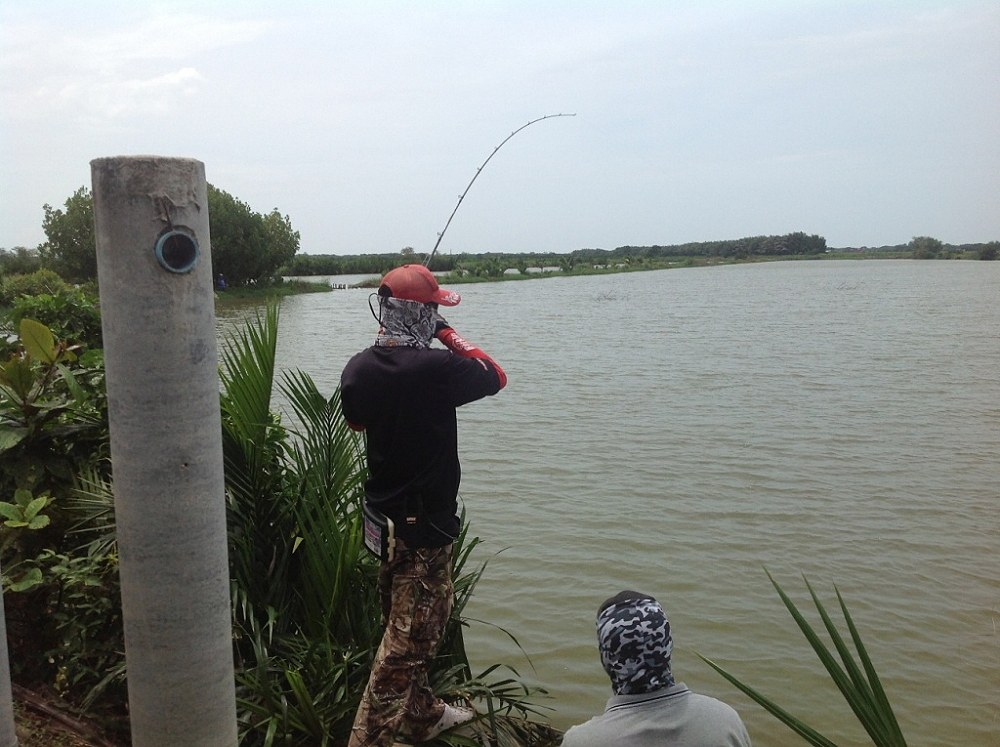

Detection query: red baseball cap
xmin=380 ymin=264 xmax=461 ymax=306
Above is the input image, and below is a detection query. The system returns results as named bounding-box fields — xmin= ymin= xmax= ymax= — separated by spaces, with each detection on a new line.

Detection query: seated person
xmin=561 ymin=590 xmax=751 ymax=747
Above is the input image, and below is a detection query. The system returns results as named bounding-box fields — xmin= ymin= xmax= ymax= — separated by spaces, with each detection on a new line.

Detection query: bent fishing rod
xmin=424 ymin=113 xmax=576 ymax=269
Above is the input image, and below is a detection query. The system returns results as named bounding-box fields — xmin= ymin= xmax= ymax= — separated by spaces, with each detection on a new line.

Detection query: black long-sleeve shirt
xmin=340 ymin=345 xmax=503 ymax=547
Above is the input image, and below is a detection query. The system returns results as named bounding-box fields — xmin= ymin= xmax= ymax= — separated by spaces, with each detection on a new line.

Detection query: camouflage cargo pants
xmin=348 ymin=540 xmax=454 ymax=747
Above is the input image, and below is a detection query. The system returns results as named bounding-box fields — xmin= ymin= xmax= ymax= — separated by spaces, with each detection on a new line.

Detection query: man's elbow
xmin=476 ymin=358 xmax=508 ymax=391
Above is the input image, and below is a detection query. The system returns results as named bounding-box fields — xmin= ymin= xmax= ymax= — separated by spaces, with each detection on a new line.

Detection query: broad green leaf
xmin=20 ymin=318 xmax=57 ymax=364
xmin=56 ymin=362 xmax=86 ymax=403
xmin=0 ymin=503 xmax=23 ymax=522
xmin=8 ymin=567 xmax=43 ymax=592
xmin=0 ymin=358 xmax=36 ymax=399
xmin=27 ymin=514 xmax=51 ymax=530
xmin=24 ymin=495 xmax=48 ymax=520
xmin=13 ymin=488 xmax=34 ymax=507
xmin=0 ymin=427 xmax=26 ymax=453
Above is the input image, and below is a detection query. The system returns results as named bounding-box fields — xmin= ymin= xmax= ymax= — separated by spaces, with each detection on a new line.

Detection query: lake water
xmin=221 ymin=260 xmax=999 ymax=746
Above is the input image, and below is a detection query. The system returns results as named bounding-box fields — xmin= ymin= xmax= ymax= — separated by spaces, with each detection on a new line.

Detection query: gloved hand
xmin=435 ymin=326 xmax=508 ymax=389
xmin=430 ymin=315 xmax=508 ymax=389
xmin=431 ymin=310 xmax=485 ymax=357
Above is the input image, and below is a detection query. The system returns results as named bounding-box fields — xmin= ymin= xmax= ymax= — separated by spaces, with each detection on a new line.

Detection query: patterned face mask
xmin=596 ymin=591 xmax=674 ymax=695
xmin=374 ymin=296 xmax=438 ymax=349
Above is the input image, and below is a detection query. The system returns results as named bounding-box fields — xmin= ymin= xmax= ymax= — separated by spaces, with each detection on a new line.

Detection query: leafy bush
xmin=0 ymin=319 xmax=108 ymax=503
xmin=0 ymin=269 xmax=70 ymax=306
xmin=41 ymin=544 xmax=126 ymax=714
xmin=0 ymin=488 xmax=52 ymax=592
xmin=0 ymin=319 xmax=113 ymax=703
xmin=6 ymin=287 xmax=102 ymax=351
xmin=0 ymin=247 xmax=43 ymax=278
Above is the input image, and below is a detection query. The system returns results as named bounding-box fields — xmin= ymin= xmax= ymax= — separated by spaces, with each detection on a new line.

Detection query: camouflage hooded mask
xmin=596 ymin=590 xmax=674 ymax=695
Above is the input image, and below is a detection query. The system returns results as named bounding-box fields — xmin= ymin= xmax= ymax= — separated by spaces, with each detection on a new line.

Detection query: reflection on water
xmin=224 ymin=261 xmax=1000 ymax=745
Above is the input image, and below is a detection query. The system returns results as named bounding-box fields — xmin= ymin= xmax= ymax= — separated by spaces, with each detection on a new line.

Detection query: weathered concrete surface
xmin=91 ymin=156 xmax=236 ymax=747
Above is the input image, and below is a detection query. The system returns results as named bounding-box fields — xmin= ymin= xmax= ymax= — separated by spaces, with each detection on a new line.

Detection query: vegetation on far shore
xmin=281 ymin=233 xmax=997 ymax=285
xmin=301 ymin=239 xmax=997 ymax=295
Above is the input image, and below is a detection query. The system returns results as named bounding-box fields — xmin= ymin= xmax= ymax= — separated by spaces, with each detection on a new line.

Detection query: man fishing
xmin=340 ymin=263 xmax=507 ymax=747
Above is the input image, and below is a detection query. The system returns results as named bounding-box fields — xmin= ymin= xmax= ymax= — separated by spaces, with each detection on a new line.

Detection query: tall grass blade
xmin=800 ymin=575 xmax=893 ymax=744
xmin=768 ymin=571 xmax=888 ymax=741
xmin=836 ymin=586 xmax=907 ymax=746
xmin=700 ymin=570 xmax=907 ymax=747
xmin=698 ymin=655 xmax=837 ymax=747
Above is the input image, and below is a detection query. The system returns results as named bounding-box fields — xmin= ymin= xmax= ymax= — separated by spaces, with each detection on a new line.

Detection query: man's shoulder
xmin=682 ymin=689 xmax=743 ymax=717
xmin=562 ymin=686 xmax=750 ymax=747
xmin=343 ymin=345 xmax=449 ymax=371
xmin=672 ymin=688 xmax=752 ymax=745
xmin=559 ymin=716 xmax=610 ymax=747
xmin=341 ymin=347 xmax=375 ymax=380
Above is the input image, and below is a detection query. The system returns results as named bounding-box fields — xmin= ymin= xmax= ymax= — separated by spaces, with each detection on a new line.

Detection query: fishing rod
xmin=424 ymin=113 xmax=576 ymax=268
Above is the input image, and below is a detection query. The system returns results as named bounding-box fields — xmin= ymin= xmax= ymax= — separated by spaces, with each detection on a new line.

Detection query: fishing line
xmin=424 ymin=113 xmax=576 ymax=269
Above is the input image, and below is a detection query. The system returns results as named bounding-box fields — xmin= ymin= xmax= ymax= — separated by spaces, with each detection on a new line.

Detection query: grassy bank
xmin=351 ymin=252 xmax=912 ymax=290
xmin=213 ymin=277 xmax=331 ymax=305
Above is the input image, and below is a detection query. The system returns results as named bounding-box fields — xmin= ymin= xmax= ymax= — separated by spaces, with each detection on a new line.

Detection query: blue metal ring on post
xmin=155 ymin=229 xmax=199 ymax=274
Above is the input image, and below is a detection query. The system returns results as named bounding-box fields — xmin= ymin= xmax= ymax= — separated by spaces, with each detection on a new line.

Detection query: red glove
xmin=436 ymin=326 xmax=508 ymax=389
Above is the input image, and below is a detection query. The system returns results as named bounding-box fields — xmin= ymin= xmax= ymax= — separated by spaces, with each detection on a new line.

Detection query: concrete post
xmin=0 ymin=562 xmax=18 ymax=747
xmin=91 ymin=156 xmax=237 ymax=746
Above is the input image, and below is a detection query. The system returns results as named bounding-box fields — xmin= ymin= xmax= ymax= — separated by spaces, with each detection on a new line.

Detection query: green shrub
xmin=6 ymin=287 xmax=102 ymax=351
xmin=0 ymin=269 xmax=69 ymax=306
xmin=0 ymin=248 xmax=43 ymax=277
xmin=0 ymin=320 xmax=113 ymax=710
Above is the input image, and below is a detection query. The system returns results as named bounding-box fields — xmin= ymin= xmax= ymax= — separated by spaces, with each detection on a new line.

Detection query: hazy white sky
xmin=2 ymin=1 xmax=998 ymax=254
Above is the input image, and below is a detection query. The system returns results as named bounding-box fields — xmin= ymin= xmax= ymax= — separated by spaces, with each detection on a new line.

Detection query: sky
xmin=2 ymin=1 xmax=998 ymax=255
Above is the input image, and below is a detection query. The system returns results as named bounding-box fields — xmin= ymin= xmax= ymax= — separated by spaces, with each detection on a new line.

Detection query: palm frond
xmin=64 ymin=462 xmax=117 ymax=556
xmin=834 ymin=585 xmax=906 ymax=745
xmin=220 ymin=304 xmax=300 ymax=636
xmin=698 ymin=570 xmax=907 ymax=747
xmin=699 ymin=654 xmax=838 ymax=747
xmin=278 ymin=370 xmax=373 ymax=645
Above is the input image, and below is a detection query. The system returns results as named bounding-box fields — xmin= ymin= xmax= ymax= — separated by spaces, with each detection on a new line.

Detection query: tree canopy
xmin=40 ymin=187 xmax=97 ymax=283
xmin=908 ymin=236 xmax=943 ymax=259
xmin=34 ymin=184 xmax=301 ymax=286
xmin=206 ymin=185 xmax=300 ymax=285
xmin=0 ymin=246 xmax=43 ymax=277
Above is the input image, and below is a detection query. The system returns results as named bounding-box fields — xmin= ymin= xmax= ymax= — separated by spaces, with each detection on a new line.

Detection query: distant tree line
xmin=279 ymin=232 xmax=998 ymax=278
xmin=282 ymin=247 xmax=448 ymax=277
xmin=281 ymin=232 xmax=829 ymax=277
xmin=611 ymin=231 xmax=829 ymax=258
